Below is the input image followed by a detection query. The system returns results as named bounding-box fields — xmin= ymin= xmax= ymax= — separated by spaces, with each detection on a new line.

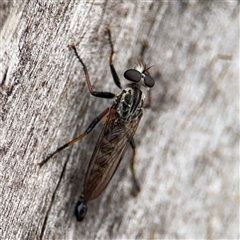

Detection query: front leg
xmin=104 ymin=28 xmax=122 ymax=90
xmin=68 ymin=45 xmax=116 ymax=99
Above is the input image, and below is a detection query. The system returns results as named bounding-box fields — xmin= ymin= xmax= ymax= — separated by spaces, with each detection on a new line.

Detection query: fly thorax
xmin=114 ymin=87 xmax=144 ymax=121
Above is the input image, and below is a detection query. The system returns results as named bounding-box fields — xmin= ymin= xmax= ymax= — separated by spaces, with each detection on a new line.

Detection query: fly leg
xmin=129 ymin=137 xmax=141 ymax=196
xmin=68 ymin=45 xmax=116 ymax=99
xmin=104 ymin=28 xmax=122 ymax=89
xmin=38 ymin=108 xmax=109 ymax=166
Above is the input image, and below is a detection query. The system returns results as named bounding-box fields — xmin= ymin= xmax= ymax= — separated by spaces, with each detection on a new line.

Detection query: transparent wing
xmin=83 ymin=106 xmax=142 ymax=201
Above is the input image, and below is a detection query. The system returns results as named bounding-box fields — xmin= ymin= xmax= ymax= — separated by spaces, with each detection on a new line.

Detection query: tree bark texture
xmin=0 ymin=1 xmax=239 ymax=240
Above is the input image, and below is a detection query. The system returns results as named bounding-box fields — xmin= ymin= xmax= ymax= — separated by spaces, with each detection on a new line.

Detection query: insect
xmin=39 ymin=29 xmax=155 ymax=221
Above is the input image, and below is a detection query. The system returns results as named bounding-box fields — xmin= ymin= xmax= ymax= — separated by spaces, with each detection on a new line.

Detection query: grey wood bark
xmin=0 ymin=1 xmax=239 ymax=239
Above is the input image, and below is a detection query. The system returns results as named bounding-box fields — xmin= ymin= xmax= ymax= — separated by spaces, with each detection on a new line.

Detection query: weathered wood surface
xmin=0 ymin=1 xmax=239 ymax=239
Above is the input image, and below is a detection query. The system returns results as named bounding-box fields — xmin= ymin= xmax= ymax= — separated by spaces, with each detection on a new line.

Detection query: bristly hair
xmin=135 ymin=62 xmax=145 ymax=73
xmin=134 ymin=62 xmax=153 ymax=75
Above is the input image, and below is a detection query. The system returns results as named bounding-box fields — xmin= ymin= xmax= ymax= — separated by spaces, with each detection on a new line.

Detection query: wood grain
xmin=0 ymin=1 xmax=239 ymax=239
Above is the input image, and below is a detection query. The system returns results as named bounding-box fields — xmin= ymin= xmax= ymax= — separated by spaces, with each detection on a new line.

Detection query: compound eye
xmin=124 ymin=69 xmax=141 ymax=83
xmin=144 ymin=74 xmax=155 ymax=88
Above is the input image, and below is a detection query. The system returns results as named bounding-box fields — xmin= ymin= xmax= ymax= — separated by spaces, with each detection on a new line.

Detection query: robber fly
xmin=39 ymin=29 xmax=155 ymax=221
